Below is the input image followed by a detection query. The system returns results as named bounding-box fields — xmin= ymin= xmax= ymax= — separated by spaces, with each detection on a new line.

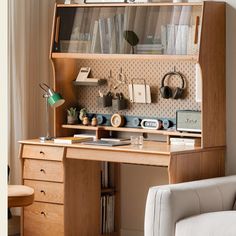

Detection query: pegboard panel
xmin=75 ymin=59 xmax=201 ymax=119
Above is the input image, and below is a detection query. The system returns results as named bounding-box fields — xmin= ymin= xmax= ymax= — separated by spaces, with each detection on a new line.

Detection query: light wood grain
xmin=22 ymin=144 xmax=64 ymax=161
xmin=200 ymin=148 xmax=225 ymax=178
xmin=57 ymin=2 xmax=203 ymax=8
xmin=23 ymin=159 xmax=64 ymax=182
xmin=52 ymin=52 xmax=198 ymax=61
xmin=199 ymin=2 xmax=226 ymax=148
xmin=62 ymin=124 xmax=202 ymax=138
xmin=24 ymin=202 xmax=64 ymax=236
xmin=64 ymin=159 xmax=100 ymax=235
xmin=66 ymin=147 xmax=170 ymax=166
xmin=168 ymin=152 xmax=201 ymax=184
xmin=24 ymin=180 xmax=64 ymax=204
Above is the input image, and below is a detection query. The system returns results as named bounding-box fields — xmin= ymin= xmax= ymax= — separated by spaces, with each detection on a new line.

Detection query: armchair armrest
xmin=145 ymin=175 xmax=236 ymax=236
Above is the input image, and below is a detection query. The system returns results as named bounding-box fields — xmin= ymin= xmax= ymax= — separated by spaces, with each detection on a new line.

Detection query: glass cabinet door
xmin=53 ymin=5 xmax=202 ymax=55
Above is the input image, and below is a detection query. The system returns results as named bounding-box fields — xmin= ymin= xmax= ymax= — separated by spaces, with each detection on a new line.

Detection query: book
xmin=82 ymin=140 xmax=130 ymax=146
xmin=98 ymin=18 xmax=109 ymax=53
xmin=107 ymin=16 xmax=116 ymax=54
xmin=54 ymin=136 xmax=93 ymax=144
xmin=100 ymin=138 xmax=130 ymax=142
xmin=90 ymin=20 xmax=100 ymax=53
xmin=170 ymin=138 xmax=201 ymax=146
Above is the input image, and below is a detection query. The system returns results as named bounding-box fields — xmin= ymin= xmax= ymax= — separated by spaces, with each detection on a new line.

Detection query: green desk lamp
xmin=39 ymin=83 xmax=65 ymax=141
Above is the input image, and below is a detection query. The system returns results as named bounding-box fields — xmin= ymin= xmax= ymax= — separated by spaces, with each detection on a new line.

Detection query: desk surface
xmin=20 ymin=139 xmax=201 ymax=155
xmin=19 ymin=139 xmax=202 ymax=167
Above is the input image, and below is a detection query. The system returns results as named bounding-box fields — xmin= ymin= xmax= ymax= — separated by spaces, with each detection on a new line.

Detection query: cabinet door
xmin=53 ymin=4 xmax=202 ymax=56
xmin=24 ymin=202 xmax=64 ymax=236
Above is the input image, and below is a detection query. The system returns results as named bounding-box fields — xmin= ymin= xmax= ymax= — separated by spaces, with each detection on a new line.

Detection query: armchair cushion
xmin=175 ymin=211 xmax=236 ymax=236
xmin=145 ymin=175 xmax=236 ymax=236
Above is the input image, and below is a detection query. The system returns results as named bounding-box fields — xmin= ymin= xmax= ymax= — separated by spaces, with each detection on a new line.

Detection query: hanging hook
xmin=39 ymin=83 xmax=50 ymax=93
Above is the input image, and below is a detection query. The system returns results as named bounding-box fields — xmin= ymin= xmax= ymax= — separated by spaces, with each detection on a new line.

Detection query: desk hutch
xmin=20 ymin=1 xmax=225 ymax=235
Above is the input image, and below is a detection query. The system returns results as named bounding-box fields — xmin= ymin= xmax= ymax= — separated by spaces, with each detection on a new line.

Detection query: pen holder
xmin=97 ymin=96 xmax=112 ymax=108
xmin=112 ymin=98 xmax=128 ymax=111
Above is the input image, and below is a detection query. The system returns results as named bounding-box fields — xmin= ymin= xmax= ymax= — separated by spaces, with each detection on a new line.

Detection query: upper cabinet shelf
xmin=51 ymin=3 xmax=202 ymax=57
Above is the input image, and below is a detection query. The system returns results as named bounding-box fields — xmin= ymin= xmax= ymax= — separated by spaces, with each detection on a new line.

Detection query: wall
xmin=0 ymin=0 xmax=8 ymax=234
xmin=226 ymin=0 xmax=236 ymax=175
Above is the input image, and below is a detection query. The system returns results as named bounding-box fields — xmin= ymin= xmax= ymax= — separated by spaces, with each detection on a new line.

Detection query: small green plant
xmin=67 ymin=107 xmax=78 ymax=117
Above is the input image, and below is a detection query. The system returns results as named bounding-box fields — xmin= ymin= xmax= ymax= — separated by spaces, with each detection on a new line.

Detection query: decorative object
xmin=111 ymin=114 xmax=125 ymax=127
xmin=91 ymin=117 xmax=98 ymax=126
xmin=82 ymin=116 xmax=90 ymax=126
xmin=39 ymin=83 xmax=65 ymax=141
xmin=67 ymin=107 xmax=78 ymax=124
xmin=79 ymin=108 xmax=87 ymax=121
xmin=123 ymin=30 xmax=139 ymax=54
xmin=141 ymin=119 xmax=162 ymax=130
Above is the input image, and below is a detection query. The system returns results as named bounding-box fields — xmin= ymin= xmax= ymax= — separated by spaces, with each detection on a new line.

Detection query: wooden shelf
xmin=62 ymin=124 xmax=202 ymax=138
xmin=52 ymin=52 xmax=198 ymax=61
xmin=101 ymin=188 xmax=116 ymax=194
xmin=57 ymin=2 xmax=203 ymax=8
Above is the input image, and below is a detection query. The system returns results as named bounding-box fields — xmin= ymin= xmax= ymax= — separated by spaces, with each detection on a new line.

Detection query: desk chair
xmin=8 ymin=185 xmax=34 ymax=208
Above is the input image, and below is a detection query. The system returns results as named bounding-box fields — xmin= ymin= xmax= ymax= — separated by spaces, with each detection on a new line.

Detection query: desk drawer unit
xmin=22 ymin=144 xmax=65 ymax=236
xmin=23 ymin=159 xmax=64 ymax=182
xmin=22 ymin=144 xmax=64 ymax=161
xmin=24 ymin=180 xmax=64 ymax=204
xmin=24 ymin=202 xmax=64 ymax=236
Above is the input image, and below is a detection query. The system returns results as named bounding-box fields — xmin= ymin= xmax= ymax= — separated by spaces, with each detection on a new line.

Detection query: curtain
xmin=9 ymin=0 xmax=55 ymax=185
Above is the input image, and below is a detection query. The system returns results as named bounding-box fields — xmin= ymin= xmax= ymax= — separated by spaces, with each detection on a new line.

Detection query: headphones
xmin=160 ymin=71 xmax=186 ymax=99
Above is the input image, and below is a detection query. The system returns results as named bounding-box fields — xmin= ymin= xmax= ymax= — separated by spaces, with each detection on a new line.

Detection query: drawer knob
xmin=41 ymin=211 xmax=46 ymax=216
xmin=40 ymin=169 xmax=46 ymax=173
xmin=40 ymin=190 xmax=46 ymax=195
xmin=40 ymin=151 xmax=45 ymax=155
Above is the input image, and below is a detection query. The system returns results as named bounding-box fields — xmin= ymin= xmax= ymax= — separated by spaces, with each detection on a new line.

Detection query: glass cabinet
xmin=53 ymin=4 xmax=202 ymax=56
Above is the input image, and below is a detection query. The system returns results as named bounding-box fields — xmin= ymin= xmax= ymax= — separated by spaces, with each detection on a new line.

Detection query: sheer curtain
xmin=9 ymin=0 xmax=55 ymax=184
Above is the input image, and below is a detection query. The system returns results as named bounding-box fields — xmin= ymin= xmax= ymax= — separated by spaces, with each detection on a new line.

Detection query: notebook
xmin=82 ymin=140 xmax=131 ymax=147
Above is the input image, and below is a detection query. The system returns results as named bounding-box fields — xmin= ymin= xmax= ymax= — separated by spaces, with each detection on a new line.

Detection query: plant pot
xmin=67 ymin=116 xmax=78 ymax=125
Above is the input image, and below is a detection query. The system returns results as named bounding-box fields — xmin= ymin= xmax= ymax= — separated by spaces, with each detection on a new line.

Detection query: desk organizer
xmin=97 ymin=96 xmax=112 ymax=108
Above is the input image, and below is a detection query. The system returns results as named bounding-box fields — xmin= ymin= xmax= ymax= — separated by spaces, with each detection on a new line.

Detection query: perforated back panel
xmin=76 ymin=59 xmax=201 ymax=119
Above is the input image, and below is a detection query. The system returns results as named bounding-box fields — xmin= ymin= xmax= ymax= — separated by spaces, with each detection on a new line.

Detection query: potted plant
xmin=67 ymin=107 xmax=78 ymax=124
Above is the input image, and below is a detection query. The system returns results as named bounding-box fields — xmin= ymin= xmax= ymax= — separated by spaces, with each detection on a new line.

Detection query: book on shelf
xmin=54 ymin=136 xmax=93 ymax=144
xmin=115 ymin=13 xmax=124 ymax=54
xmin=170 ymin=137 xmax=201 ymax=146
xmin=100 ymin=194 xmax=115 ymax=234
xmin=90 ymin=20 xmax=101 ymax=53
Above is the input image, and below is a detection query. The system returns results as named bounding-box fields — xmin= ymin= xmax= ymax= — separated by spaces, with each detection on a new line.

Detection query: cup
xmin=131 ymin=136 xmax=143 ymax=147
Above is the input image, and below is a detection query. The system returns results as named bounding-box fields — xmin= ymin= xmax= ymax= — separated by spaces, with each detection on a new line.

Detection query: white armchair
xmin=145 ymin=176 xmax=236 ymax=236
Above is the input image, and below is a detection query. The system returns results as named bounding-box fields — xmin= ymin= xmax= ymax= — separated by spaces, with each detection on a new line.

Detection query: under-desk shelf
xmin=62 ymin=124 xmax=202 ymax=138
xmin=52 ymin=53 xmax=198 ymax=61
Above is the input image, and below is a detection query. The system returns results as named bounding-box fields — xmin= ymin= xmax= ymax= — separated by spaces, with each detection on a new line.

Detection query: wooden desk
xmin=19 ymin=139 xmax=224 ymax=236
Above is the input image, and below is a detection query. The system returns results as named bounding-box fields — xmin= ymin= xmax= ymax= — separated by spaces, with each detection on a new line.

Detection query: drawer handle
xmin=41 ymin=211 xmax=46 ymax=216
xmin=40 ymin=190 xmax=46 ymax=195
xmin=40 ymin=169 xmax=46 ymax=173
xmin=40 ymin=151 xmax=45 ymax=155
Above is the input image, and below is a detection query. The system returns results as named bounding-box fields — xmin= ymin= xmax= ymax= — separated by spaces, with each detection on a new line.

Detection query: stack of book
xmin=170 ymin=137 xmax=201 ymax=146
xmin=54 ymin=136 xmax=93 ymax=144
xmin=100 ymin=194 xmax=115 ymax=234
xmin=90 ymin=13 xmax=125 ymax=54
xmin=136 ymin=44 xmax=164 ymax=54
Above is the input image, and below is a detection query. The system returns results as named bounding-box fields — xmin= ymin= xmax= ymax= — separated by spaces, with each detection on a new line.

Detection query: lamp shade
xmin=48 ymin=92 xmax=65 ymax=108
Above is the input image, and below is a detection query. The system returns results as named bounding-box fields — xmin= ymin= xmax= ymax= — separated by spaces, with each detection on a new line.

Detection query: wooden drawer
xmin=24 ymin=202 xmax=64 ymax=236
xmin=22 ymin=144 xmax=64 ymax=161
xmin=23 ymin=159 xmax=64 ymax=182
xmin=24 ymin=180 xmax=64 ymax=204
